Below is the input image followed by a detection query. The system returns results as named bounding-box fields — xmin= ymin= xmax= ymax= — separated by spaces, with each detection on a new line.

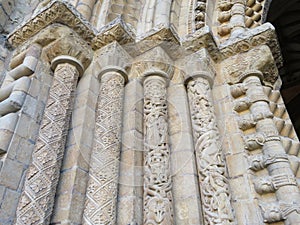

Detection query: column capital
xmin=240 ymin=70 xmax=264 ymax=83
xmin=43 ymin=30 xmax=92 ymax=75
xmin=221 ymin=45 xmax=278 ymax=85
xmin=96 ymin=41 xmax=131 ymax=82
xmin=185 ymin=71 xmax=213 ymax=88
xmin=51 ymin=55 xmax=84 ymax=76
xmin=179 ymin=49 xmax=215 ymax=87
xmin=98 ymin=66 xmax=128 ymax=82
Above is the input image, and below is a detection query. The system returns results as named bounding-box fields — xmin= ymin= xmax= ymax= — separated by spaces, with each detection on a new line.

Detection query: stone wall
xmin=0 ymin=1 xmax=299 ymax=225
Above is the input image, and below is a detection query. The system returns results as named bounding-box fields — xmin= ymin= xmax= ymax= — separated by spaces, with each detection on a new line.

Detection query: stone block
xmin=2 ymin=0 xmax=15 ymax=15
xmin=0 ymin=6 xmax=8 ymax=27
xmin=233 ymin=200 xmax=264 ymax=224
xmin=0 ymin=188 xmax=19 ymax=224
xmin=14 ymin=113 xmax=31 ymax=138
xmin=229 ymin=175 xmax=252 ymax=200
xmin=172 ymin=174 xmax=199 ymax=198
xmin=226 ymin=153 xmax=249 ymax=178
xmin=0 ymin=158 xmax=24 ymax=190
xmin=171 ymin=150 xmax=197 ymax=175
xmin=22 ymin=95 xmax=37 ymax=119
xmin=174 ymin=195 xmax=202 ymax=225
xmin=16 ymin=138 xmax=34 ymax=165
xmin=169 ymin=131 xmax=194 ymax=152
xmin=0 ymin=129 xmax=14 ymax=154
xmin=28 ymin=77 xmax=41 ymax=99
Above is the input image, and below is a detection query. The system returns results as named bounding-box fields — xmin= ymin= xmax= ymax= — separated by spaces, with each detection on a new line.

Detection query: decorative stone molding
xmin=131 ymin=46 xmax=175 ymax=81
xmin=245 ymin=0 xmax=265 ymax=28
xmin=7 ymin=0 xmax=282 ymax=75
xmin=192 ymin=0 xmax=207 ymax=31
xmin=178 ymin=48 xmax=216 ymax=86
xmin=15 ymin=55 xmax=83 ymax=224
xmin=230 ymin=0 xmax=246 ymax=37
xmin=186 ymin=74 xmax=235 ymax=225
xmin=95 ymin=41 xmax=132 ymax=74
xmin=8 ymin=0 xmax=95 ymax=48
xmin=219 ymin=23 xmax=282 ymax=68
xmin=44 ymin=33 xmax=92 ymax=71
xmin=222 ymin=45 xmax=279 ymax=85
xmin=92 ymin=17 xmax=135 ymax=50
xmin=143 ymin=74 xmax=174 ymax=225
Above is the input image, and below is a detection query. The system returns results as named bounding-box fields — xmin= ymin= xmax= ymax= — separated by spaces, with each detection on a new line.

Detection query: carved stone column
xmin=82 ymin=68 xmax=127 ymax=224
xmin=186 ymin=75 xmax=235 ymax=225
xmin=143 ymin=74 xmax=174 ymax=224
xmin=230 ymin=0 xmax=246 ymax=37
xmin=242 ymin=72 xmax=300 ymax=224
xmin=15 ymin=55 xmax=84 ymax=225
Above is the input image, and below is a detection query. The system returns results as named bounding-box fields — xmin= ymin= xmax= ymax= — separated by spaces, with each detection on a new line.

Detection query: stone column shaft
xmin=83 ymin=70 xmax=126 ymax=225
xmin=15 ymin=57 xmax=82 ymax=225
xmin=230 ymin=0 xmax=246 ymax=37
xmin=117 ymin=80 xmax=144 ymax=225
xmin=168 ymin=83 xmax=203 ymax=224
xmin=143 ymin=75 xmax=174 ymax=224
xmin=243 ymin=75 xmax=300 ymax=224
xmin=186 ymin=76 xmax=235 ymax=225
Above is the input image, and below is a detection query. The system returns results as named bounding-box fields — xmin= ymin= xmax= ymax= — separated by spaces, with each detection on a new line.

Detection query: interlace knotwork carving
xmin=16 ymin=63 xmax=79 ymax=225
xmin=83 ymin=72 xmax=125 ymax=225
xmin=187 ymin=78 xmax=235 ymax=225
xmin=143 ymin=76 xmax=173 ymax=225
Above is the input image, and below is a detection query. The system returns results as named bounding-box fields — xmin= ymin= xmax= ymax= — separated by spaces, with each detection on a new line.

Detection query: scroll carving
xmin=16 ymin=62 xmax=79 ymax=224
xmin=83 ymin=72 xmax=125 ymax=224
xmin=143 ymin=76 xmax=173 ymax=225
xmin=187 ymin=77 xmax=234 ymax=225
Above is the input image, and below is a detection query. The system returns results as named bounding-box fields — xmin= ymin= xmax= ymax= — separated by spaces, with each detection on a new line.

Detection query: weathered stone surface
xmin=0 ymin=1 xmax=299 ymax=225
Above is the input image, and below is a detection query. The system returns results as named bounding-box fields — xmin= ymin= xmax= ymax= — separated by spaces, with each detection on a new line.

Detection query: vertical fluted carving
xmin=16 ymin=61 xmax=80 ymax=225
xmin=187 ymin=77 xmax=235 ymax=225
xmin=83 ymin=71 xmax=125 ymax=225
xmin=143 ymin=75 xmax=174 ymax=225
